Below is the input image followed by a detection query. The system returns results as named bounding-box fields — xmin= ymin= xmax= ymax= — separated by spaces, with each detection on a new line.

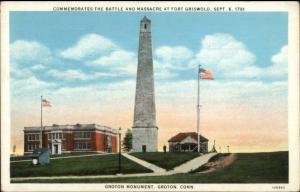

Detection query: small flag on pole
xmin=199 ymin=68 xmax=214 ymax=80
xmin=42 ymin=99 xmax=52 ymax=107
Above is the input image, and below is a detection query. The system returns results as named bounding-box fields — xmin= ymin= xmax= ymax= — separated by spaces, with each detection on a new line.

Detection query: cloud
xmin=224 ymin=45 xmax=288 ymax=78
xmin=10 ymin=40 xmax=52 ymax=64
xmin=60 ymin=33 xmax=118 ymax=61
xmin=11 ymin=76 xmax=55 ymax=94
xmin=30 ymin=64 xmax=46 ymax=71
xmin=10 ymin=40 xmax=54 ymax=81
xmin=90 ymin=45 xmax=189 ymax=79
xmin=90 ymin=49 xmax=137 ymax=76
xmin=155 ymin=46 xmax=193 ymax=69
xmin=195 ymin=34 xmax=287 ymax=79
xmin=154 ymin=66 xmax=177 ymax=80
xmin=156 ymin=79 xmax=287 ymax=105
xmin=10 ymin=64 xmax=33 ymax=79
xmin=267 ymin=45 xmax=288 ymax=76
xmin=224 ymin=66 xmax=263 ymax=78
xmin=47 ymin=69 xmax=90 ymax=81
xmin=10 ymin=33 xmax=288 ymax=104
xmin=47 ymin=79 xmax=136 ymax=107
xmin=91 ymin=50 xmax=135 ymax=66
xmin=196 ymin=33 xmax=256 ymax=71
xmin=47 ymin=69 xmax=119 ymax=81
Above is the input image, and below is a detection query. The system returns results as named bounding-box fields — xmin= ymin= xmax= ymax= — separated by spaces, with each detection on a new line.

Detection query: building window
xmin=74 ymin=142 xmax=91 ymax=150
xmin=28 ymin=143 xmax=38 ymax=151
xmin=144 ymin=24 xmax=147 ymax=29
xmin=27 ymin=134 xmax=39 ymax=141
xmin=50 ymin=132 xmax=63 ymax=140
xmin=74 ymin=132 xmax=91 ymax=139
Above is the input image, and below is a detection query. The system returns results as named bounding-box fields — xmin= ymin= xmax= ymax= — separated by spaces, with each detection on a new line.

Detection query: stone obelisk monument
xmin=132 ymin=16 xmax=158 ymax=152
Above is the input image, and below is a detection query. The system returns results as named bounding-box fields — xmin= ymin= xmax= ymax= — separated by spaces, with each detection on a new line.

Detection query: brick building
xmin=24 ymin=124 xmax=118 ymax=155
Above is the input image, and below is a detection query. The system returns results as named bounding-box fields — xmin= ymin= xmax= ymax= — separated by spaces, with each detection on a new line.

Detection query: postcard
xmin=1 ymin=1 xmax=299 ymax=192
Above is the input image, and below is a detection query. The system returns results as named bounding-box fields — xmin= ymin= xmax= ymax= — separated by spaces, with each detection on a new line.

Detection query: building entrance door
xmin=52 ymin=141 xmax=61 ymax=154
xmin=142 ymin=145 xmax=146 ymax=152
xmin=54 ymin=144 xmax=58 ymax=154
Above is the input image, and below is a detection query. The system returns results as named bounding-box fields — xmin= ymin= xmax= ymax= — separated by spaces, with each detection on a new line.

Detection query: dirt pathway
xmin=198 ymin=153 xmax=237 ymax=173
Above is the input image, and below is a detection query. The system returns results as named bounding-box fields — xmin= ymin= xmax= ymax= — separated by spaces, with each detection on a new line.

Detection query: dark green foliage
xmin=122 ymin=129 xmax=132 ymax=152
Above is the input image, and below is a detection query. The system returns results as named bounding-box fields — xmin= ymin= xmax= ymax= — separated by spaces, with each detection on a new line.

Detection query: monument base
xmin=132 ymin=127 xmax=158 ymax=152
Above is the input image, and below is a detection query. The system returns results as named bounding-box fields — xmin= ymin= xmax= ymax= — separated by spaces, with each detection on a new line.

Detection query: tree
xmin=13 ymin=145 xmax=16 ymax=155
xmin=122 ymin=128 xmax=132 ymax=152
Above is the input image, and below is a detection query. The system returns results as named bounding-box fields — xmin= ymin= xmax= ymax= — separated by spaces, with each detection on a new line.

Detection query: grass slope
xmin=10 ymin=152 xmax=99 ymax=161
xmin=13 ymin=151 xmax=288 ymax=183
xmin=11 ymin=154 xmax=152 ymax=177
xmin=130 ymin=152 xmax=200 ymax=170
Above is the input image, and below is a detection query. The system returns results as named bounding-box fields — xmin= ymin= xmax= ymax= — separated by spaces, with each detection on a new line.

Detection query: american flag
xmin=199 ymin=68 xmax=214 ymax=80
xmin=42 ymin=99 xmax=52 ymax=107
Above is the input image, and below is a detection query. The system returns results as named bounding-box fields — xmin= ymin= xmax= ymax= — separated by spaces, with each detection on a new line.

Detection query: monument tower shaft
xmin=132 ymin=16 xmax=158 ymax=152
xmin=133 ymin=17 xmax=156 ymax=128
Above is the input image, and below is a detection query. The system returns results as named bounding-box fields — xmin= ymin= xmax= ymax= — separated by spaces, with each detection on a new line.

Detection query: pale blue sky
xmin=10 ymin=12 xmax=287 ymax=88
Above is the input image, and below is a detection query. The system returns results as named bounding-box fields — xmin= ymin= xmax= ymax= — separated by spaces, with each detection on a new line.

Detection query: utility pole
xmin=40 ymin=96 xmax=43 ymax=148
xmin=118 ymin=127 xmax=122 ymax=173
xmin=197 ymin=65 xmax=201 ymax=153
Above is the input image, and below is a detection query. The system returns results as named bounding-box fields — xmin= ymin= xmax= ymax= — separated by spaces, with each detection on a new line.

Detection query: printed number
xmin=272 ymin=186 xmax=285 ymax=190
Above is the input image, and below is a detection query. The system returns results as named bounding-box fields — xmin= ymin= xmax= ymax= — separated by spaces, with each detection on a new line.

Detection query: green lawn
xmin=130 ymin=152 xmax=200 ymax=170
xmin=11 ymin=154 xmax=152 ymax=177
xmin=12 ymin=151 xmax=288 ymax=183
xmin=10 ymin=152 xmax=99 ymax=161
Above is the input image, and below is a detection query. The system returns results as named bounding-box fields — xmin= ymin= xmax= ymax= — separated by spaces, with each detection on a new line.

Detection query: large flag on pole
xmin=42 ymin=99 xmax=52 ymax=107
xmin=199 ymin=68 xmax=214 ymax=80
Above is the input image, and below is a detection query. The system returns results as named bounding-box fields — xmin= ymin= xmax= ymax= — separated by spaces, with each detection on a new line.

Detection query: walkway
xmin=11 ymin=153 xmax=217 ymax=182
xmin=122 ymin=153 xmax=166 ymax=173
xmin=169 ymin=152 xmax=217 ymax=174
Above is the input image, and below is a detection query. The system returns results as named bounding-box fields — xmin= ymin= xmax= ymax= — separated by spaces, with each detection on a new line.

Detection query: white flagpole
xmin=40 ymin=95 xmax=43 ymax=148
xmin=197 ymin=65 xmax=201 ymax=153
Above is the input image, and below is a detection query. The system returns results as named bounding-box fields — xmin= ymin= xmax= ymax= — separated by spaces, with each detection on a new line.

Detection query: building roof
xmin=168 ymin=132 xmax=209 ymax=142
xmin=24 ymin=123 xmax=118 ymax=134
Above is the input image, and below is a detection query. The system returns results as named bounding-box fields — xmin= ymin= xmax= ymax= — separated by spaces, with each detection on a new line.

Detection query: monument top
xmin=140 ymin=16 xmax=151 ymax=32
xmin=141 ymin=16 xmax=150 ymax=22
